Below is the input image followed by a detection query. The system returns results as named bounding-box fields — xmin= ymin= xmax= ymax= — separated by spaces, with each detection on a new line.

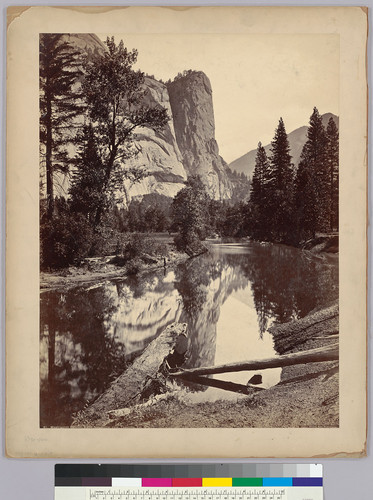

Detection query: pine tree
xmin=268 ymin=118 xmax=294 ymax=243
xmin=294 ymin=156 xmax=318 ymax=241
xmin=40 ymin=34 xmax=83 ymax=218
xmin=294 ymin=107 xmax=328 ymax=240
xmin=69 ymin=125 xmax=108 ymax=227
xmin=82 ymin=37 xmax=169 ymax=223
xmin=326 ymin=117 xmax=339 ymax=231
xmin=249 ymin=142 xmax=271 ymax=240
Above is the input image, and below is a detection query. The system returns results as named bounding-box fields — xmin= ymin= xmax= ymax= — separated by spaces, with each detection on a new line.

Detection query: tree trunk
xmin=175 ymin=373 xmax=266 ymax=395
xmin=72 ymin=323 xmax=187 ymax=427
xmin=330 ymin=162 xmax=334 ymax=232
xmin=170 ymin=343 xmax=338 ymax=377
xmin=45 ymin=92 xmax=54 ymax=218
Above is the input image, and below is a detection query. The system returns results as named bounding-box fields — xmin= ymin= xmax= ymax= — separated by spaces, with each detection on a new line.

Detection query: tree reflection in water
xmin=230 ymin=243 xmax=338 ymax=336
xmin=40 ymin=287 xmax=125 ymax=427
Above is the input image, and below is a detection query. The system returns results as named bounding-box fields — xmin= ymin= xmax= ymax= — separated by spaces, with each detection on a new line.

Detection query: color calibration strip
xmin=109 ymin=477 xmax=322 ymax=487
xmin=57 ymin=477 xmax=322 ymax=487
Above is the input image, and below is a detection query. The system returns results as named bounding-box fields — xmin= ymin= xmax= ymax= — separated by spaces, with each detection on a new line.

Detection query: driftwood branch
xmin=170 ymin=343 xmax=339 ymax=378
xmin=175 ymin=373 xmax=266 ymax=395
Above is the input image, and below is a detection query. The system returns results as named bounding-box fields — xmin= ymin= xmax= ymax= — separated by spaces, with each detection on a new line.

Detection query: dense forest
xmin=40 ymin=34 xmax=338 ymax=270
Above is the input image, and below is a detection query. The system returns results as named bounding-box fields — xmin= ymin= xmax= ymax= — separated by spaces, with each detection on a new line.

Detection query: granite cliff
xmin=123 ymin=77 xmax=187 ymax=202
xmin=52 ymin=35 xmax=232 ymax=202
xmin=168 ymin=72 xmax=233 ymax=200
xmin=125 ymin=71 xmax=233 ymax=201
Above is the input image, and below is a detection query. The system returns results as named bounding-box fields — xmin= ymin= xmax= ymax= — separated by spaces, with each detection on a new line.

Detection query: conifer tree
xmin=40 ymin=34 xmax=83 ymax=218
xmin=249 ymin=142 xmax=271 ymax=240
xmin=268 ymin=118 xmax=294 ymax=243
xmin=294 ymin=107 xmax=328 ymax=240
xmin=69 ymin=125 xmax=108 ymax=227
xmin=326 ymin=117 xmax=339 ymax=231
xmin=294 ymin=156 xmax=318 ymax=241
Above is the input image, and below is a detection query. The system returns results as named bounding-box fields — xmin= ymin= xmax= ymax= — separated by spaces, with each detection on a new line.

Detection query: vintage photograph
xmin=39 ymin=32 xmax=340 ymax=429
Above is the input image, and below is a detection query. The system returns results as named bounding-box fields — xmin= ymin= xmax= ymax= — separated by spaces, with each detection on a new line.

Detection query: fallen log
xmin=174 ymin=372 xmax=266 ymax=395
xmin=170 ymin=343 xmax=338 ymax=378
xmin=269 ymin=303 xmax=338 ymax=354
xmin=72 ymin=322 xmax=187 ymax=427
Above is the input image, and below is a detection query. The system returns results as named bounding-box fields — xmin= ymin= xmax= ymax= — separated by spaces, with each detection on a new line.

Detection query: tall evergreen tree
xmin=295 ymin=107 xmax=328 ymax=240
xmin=326 ymin=117 xmax=339 ymax=231
xmin=294 ymin=156 xmax=318 ymax=241
xmin=82 ymin=37 xmax=169 ymax=224
xmin=40 ymin=34 xmax=83 ymax=218
xmin=69 ymin=125 xmax=108 ymax=227
xmin=249 ymin=142 xmax=272 ymax=240
xmin=268 ymin=118 xmax=294 ymax=243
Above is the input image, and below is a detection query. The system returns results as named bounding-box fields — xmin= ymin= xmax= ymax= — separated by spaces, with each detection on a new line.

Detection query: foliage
xmin=267 ymin=118 xmax=295 ymax=243
xmin=226 ymin=166 xmax=252 ymax=202
xmin=218 ymin=202 xmax=250 ymax=237
xmin=166 ymin=69 xmax=196 ymax=86
xmin=248 ymin=142 xmax=272 ymax=240
xmin=40 ymin=34 xmax=83 ymax=217
xmin=82 ymin=36 xmax=169 ymax=222
xmin=295 ymin=107 xmax=329 ymax=240
xmin=69 ymin=125 xmax=109 ymax=227
xmin=326 ymin=117 xmax=339 ymax=231
xmin=237 ymin=109 xmax=339 ymax=246
xmin=40 ymin=198 xmax=94 ymax=269
xmin=172 ymin=176 xmax=210 ymax=253
xmin=110 ymin=233 xmax=169 ymax=270
xmin=126 ymin=194 xmax=173 ymax=233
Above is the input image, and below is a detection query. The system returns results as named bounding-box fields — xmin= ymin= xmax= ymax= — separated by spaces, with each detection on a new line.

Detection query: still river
xmin=40 ymin=241 xmax=338 ymax=427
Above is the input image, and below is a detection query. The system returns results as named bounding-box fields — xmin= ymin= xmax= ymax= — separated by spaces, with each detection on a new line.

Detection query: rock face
xmin=168 ymin=72 xmax=232 ymax=200
xmin=51 ymin=35 xmax=232 ymax=202
xmin=62 ymin=33 xmax=106 ymax=57
xmin=123 ymin=77 xmax=187 ymax=202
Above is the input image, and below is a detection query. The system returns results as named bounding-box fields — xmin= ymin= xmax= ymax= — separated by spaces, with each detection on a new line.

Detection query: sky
xmin=99 ymin=33 xmax=339 ymax=164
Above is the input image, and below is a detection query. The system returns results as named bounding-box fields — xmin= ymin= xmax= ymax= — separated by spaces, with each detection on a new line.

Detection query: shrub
xmin=40 ymin=210 xmax=93 ymax=269
xmin=122 ymin=234 xmax=169 ymax=260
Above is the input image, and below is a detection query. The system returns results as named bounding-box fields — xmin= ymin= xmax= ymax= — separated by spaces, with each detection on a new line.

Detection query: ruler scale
xmin=85 ymin=488 xmax=291 ymax=500
xmin=55 ymin=464 xmax=323 ymax=500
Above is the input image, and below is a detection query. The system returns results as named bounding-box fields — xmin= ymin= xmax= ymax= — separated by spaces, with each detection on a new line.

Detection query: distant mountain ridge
xmin=228 ymin=113 xmax=339 ymax=179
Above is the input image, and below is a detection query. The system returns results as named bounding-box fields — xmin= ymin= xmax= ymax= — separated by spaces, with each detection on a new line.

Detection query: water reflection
xmin=40 ymin=288 xmax=125 ymax=427
xmin=40 ymin=242 xmax=338 ymax=426
xmin=225 ymin=243 xmax=338 ymax=335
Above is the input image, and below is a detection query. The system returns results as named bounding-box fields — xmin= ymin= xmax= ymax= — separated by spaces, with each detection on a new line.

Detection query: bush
xmin=122 ymin=234 xmax=169 ymax=260
xmin=147 ymin=240 xmax=168 ymax=258
xmin=122 ymin=233 xmax=147 ymax=260
xmin=173 ymin=231 xmax=205 ymax=256
xmin=40 ymin=210 xmax=94 ymax=269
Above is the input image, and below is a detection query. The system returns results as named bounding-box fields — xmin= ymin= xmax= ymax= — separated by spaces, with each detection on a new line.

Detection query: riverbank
xmin=74 ymin=302 xmax=339 ymax=428
xmin=40 ymin=242 xmax=189 ymax=291
xmin=301 ymin=234 xmax=339 ymax=253
xmin=40 ymin=233 xmax=337 ymax=292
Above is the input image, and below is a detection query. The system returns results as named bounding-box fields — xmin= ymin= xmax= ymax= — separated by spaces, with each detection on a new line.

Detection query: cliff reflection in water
xmin=40 ymin=242 xmax=338 ymax=427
